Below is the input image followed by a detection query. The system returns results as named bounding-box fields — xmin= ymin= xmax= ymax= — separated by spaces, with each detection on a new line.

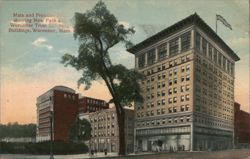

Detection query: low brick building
xmin=78 ymin=96 xmax=109 ymax=114
xmin=234 ymin=102 xmax=250 ymax=144
xmin=89 ymin=107 xmax=134 ymax=153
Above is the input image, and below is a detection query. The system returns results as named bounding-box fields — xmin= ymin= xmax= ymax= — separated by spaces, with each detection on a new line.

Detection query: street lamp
xmin=49 ymin=111 xmax=54 ymax=159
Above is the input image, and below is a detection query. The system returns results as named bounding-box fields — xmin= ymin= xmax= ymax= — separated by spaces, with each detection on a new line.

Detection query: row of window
xmin=195 ymin=32 xmax=234 ymax=76
xmin=92 ymin=131 xmax=115 ymax=137
xmin=137 ymin=104 xmax=190 ymax=117
xmin=138 ymin=31 xmax=191 ymax=68
xmin=63 ymin=93 xmax=76 ymax=100
xmin=136 ymin=116 xmax=191 ymax=127
xmin=86 ymin=98 xmax=106 ymax=106
xmin=90 ymin=114 xmax=115 ymax=122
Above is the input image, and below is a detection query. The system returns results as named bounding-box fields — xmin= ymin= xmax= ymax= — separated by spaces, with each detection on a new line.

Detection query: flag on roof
xmin=216 ymin=14 xmax=232 ymax=30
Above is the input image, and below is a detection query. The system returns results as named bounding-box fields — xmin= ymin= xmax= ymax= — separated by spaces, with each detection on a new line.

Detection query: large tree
xmin=61 ymin=1 xmax=143 ymax=155
xmin=68 ymin=118 xmax=92 ymax=143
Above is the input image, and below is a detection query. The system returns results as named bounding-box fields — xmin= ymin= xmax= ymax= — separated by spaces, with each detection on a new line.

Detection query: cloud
xmin=32 ymin=37 xmax=53 ymax=51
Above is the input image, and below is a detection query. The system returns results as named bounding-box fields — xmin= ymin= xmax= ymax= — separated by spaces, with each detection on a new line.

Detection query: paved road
xmin=1 ymin=149 xmax=250 ymax=159
xmin=0 ymin=152 xmax=117 ymax=159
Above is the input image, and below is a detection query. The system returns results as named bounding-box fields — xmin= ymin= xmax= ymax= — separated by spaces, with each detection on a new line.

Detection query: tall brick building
xmin=234 ymin=102 xmax=250 ymax=144
xmin=128 ymin=13 xmax=239 ymax=151
xmin=36 ymin=86 xmax=79 ymax=142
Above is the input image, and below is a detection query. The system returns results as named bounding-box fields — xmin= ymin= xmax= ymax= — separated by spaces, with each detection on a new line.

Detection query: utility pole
xmin=50 ymin=111 xmax=54 ymax=159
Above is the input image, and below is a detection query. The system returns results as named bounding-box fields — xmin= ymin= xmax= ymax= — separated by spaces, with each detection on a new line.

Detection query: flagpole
xmin=216 ymin=15 xmax=217 ymax=33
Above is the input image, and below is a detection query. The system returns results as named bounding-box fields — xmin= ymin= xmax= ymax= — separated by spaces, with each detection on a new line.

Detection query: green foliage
xmin=61 ymin=1 xmax=143 ymax=106
xmin=0 ymin=123 xmax=36 ymax=139
xmin=0 ymin=141 xmax=88 ymax=154
xmin=68 ymin=118 xmax=92 ymax=143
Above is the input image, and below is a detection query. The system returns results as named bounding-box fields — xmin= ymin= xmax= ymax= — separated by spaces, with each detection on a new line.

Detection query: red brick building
xmin=78 ymin=96 xmax=109 ymax=114
xmin=36 ymin=86 xmax=79 ymax=142
xmin=234 ymin=102 xmax=250 ymax=144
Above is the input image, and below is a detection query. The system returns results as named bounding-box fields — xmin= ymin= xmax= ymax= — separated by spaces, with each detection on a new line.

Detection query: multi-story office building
xmin=128 ymin=13 xmax=240 ymax=151
xmin=89 ymin=108 xmax=134 ymax=153
xmin=36 ymin=86 xmax=79 ymax=142
xmin=78 ymin=96 xmax=109 ymax=114
xmin=234 ymin=102 xmax=250 ymax=145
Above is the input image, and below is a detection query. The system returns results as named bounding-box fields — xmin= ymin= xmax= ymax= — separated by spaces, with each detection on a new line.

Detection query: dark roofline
xmin=127 ymin=13 xmax=240 ymax=61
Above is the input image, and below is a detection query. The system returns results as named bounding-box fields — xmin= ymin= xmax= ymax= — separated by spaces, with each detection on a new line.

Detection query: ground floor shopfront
xmin=135 ymin=125 xmax=233 ymax=152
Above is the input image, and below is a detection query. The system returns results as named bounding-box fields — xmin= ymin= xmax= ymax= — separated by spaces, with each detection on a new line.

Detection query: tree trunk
xmin=116 ymin=107 xmax=125 ymax=155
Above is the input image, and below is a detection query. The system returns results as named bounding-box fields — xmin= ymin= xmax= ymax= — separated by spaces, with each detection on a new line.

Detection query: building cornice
xmin=127 ymin=13 xmax=240 ymax=61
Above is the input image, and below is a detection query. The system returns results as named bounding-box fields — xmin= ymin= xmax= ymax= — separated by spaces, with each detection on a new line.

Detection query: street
xmin=1 ymin=149 xmax=250 ymax=159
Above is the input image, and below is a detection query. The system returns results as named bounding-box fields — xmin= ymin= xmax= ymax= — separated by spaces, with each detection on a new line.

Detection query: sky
xmin=0 ymin=0 xmax=249 ymax=124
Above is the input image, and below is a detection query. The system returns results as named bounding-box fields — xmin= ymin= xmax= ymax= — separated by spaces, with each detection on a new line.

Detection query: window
xmin=181 ymin=66 xmax=185 ymax=72
xmin=168 ymin=107 xmax=172 ymax=113
xmin=168 ymin=98 xmax=173 ymax=104
xmin=173 ymin=107 xmax=177 ymax=112
xmin=195 ymin=32 xmax=201 ymax=51
xmin=174 ymin=68 xmax=178 ymax=75
xmin=169 ymin=70 xmax=173 ymax=76
xmin=208 ymin=43 xmax=213 ymax=59
xmin=186 ymin=75 xmax=190 ymax=81
xmin=168 ymin=79 xmax=172 ymax=86
xmin=158 ymin=43 xmax=167 ymax=59
xmin=173 ymin=97 xmax=177 ymax=103
xmin=223 ymin=56 xmax=226 ymax=70
xmin=157 ymin=82 xmax=161 ymax=88
xmin=169 ymin=37 xmax=179 ymax=55
xmin=173 ymin=87 xmax=177 ymax=94
xmin=162 ymin=81 xmax=166 ymax=87
xmin=162 ymin=99 xmax=166 ymax=105
xmin=214 ymin=49 xmax=218 ymax=63
xmin=138 ymin=53 xmax=145 ymax=68
xmin=202 ymin=38 xmax=207 ymax=55
xmin=218 ymin=52 xmax=222 ymax=66
xmin=174 ymin=78 xmax=177 ymax=84
xmin=162 ymin=90 xmax=166 ymax=96
xmin=162 ymin=73 xmax=166 ymax=79
xmin=186 ymin=94 xmax=190 ymax=101
xmin=181 ymin=31 xmax=191 ymax=51
xmin=185 ymin=104 xmax=190 ymax=111
xmin=186 ymin=65 xmax=190 ymax=72
xmin=181 ymin=105 xmax=185 ymax=112
xmin=181 ymin=95 xmax=185 ymax=102
xmin=147 ymin=49 xmax=155 ymax=65
xmin=157 ymin=100 xmax=161 ymax=106
xmin=186 ymin=84 xmax=190 ymax=91
xmin=181 ymin=76 xmax=185 ymax=82
xmin=168 ymin=88 xmax=172 ymax=95
xmin=181 ymin=86 xmax=185 ymax=92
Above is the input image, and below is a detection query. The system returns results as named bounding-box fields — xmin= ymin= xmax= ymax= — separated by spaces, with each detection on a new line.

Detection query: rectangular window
xmin=202 ymin=38 xmax=207 ymax=55
xmin=195 ymin=32 xmax=201 ymax=51
xmin=208 ymin=43 xmax=213 ymax=59
xmin=169 ymin=37 xmax=179 ymax=55
xmin=147 ymin=49 xmax=155 ymax=65
xmin=174 ymin=68 xmax=178 ymax=75
xmin=218 ymin=52 xmax=222 ymax=66
xmin=158 ymin=43 xmax=167 ymax=59
xmin=214 ymin=49 xmax=218 ymax=63
xmin=181 ymin=31 xmax=191 ymax=51
xmin=223 ymin=56 xmax=226 ymax=70
xmin=138 ymin=53 xmax=145 ymax=68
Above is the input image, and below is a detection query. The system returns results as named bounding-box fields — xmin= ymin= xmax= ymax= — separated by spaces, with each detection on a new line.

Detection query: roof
xmin=127 ymin=13 xmax=240 ymax=61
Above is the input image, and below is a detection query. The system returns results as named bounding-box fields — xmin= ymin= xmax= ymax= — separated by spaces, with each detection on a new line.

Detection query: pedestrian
xmin=94 ymin=148 xmax=97 ymax=156
xmin=91 ymin=149 xmax=94 ymax=157
xmin=104 ymin=148 xmax=107 ymax=156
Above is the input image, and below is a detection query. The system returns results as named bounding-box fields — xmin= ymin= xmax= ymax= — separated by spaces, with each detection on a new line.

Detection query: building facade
xmin=89 ymin=108 xmax=134 ymax=153
xmin=78 ymin=96 xmax=109 ymax=114
xmin=128 ymin=13 xmax=240 ymax=151
xmin=36 ymin=86 xmax=79 ymax=142
xmin=234 ymin=102 xmax=250 ymax=145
